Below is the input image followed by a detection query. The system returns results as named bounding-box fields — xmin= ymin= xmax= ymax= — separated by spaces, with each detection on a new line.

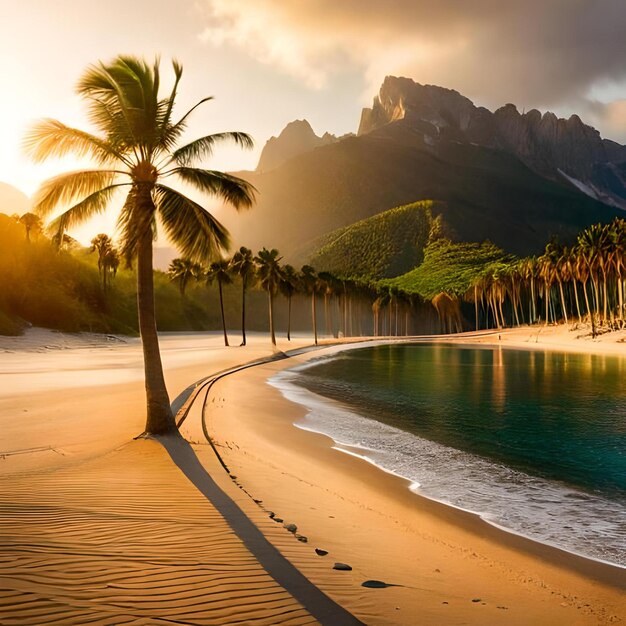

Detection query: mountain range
xmin=226 ymin=76 xmax=624 ymax=260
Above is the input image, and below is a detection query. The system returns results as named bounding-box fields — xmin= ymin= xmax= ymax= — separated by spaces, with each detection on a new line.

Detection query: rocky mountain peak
xmin=256 ymin=119 xmax=339 ymax=172
xmin=357 ymin=76 xmax=626 ymax=208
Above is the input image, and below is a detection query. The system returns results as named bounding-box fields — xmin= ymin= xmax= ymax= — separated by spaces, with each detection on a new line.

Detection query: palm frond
xmin=171 ymin=167 xmax=255 ymax=210
xmin=32 ymin=169 xmax=121 ymax=217
xmin=153 ymin=184 xmax=230 ymax=262
xmin=158 ymin=60 xmax=183 ymax=140
xmin=171 ymin=132 xmax=254 ymax=166
xmin=23 ymin=119 xmax=129 ymax=165
xmin=48 ymin=183 xmax=130 ymax=233
xmin=78 ymin=57 xmax=152 ymax=151
xmin=160 ymin=96 xmax=214 ymax=149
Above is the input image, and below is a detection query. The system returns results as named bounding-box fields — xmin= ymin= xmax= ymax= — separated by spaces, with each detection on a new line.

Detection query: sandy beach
xmin=1 ymin=326 xmax=625 ymax=624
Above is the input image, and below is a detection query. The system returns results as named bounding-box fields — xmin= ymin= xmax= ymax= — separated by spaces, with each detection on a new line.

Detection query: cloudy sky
xmin=1 ymin=0 xmax=625 ymax=240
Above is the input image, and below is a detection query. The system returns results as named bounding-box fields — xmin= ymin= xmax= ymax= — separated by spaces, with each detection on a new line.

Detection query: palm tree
xmin=300 ymin=265 xmax=319 ymax=344
xmin=609 ymin=218 xmax=626 ymax=325
xmin=24 ymin=56 xmax=255 ymax=434
xmin=254 ymin=248 xmax=284 ymax=346
xmin=91 ymin=233 xmax=116 ymax=291
xmin=102 ymin=246 xmax=120 ymax=288
xmin=206 ymin=259 xmax=232 ymax=347
xmin=168 ymin=257 xmax=202 ymax=297
xmin=280 ymin=264 xmax=299 ymax=341
xmin=229 ymin=246 xmax=255 ymax=346
xmin=577 ymin=224 xmax=606 ymax=327
xmin=19 ymin=212 xmax=42 ymax=242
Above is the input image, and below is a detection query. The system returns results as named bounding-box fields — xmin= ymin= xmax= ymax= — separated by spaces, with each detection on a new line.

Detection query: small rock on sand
xmin=284 ymin=523 xmax=297 ymax=533
xmin=361 ymin=580 xmax=389 ymax=588
xmin=333 ymin=563 xmax=352 ymax=571
xmin=315 ymin=548 xmax=328 ymax=556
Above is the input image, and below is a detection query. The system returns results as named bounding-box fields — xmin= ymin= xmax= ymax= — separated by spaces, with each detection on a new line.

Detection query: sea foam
xmin=270 ymin=367 xmax=626 ymax=569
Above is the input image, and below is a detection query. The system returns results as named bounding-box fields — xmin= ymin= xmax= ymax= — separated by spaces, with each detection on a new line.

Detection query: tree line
xmin=467 ymin=217 xmax=626 ymax=336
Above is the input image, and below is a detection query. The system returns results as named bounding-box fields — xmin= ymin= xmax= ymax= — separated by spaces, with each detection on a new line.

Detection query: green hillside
xmin=310 ymin=201 xmax=441 ymax=279
xmin=0 ymin=213 xmax=270 ymax=336
xmin=387 ymin=239 xmax=513 ymax=299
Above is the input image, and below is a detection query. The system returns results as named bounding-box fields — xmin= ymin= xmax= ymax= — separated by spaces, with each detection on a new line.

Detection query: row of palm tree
xmin=168 ymin=248 xmax=433 ymax=347
xmin=467 ymin=218 xmax=626 ymax=334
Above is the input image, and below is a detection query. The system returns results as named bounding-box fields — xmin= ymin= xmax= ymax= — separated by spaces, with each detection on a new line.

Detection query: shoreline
xmin=204 ymin=327 xmax=625 ymax=624
xmin=272 ymin=341 xmax=626 ymax=574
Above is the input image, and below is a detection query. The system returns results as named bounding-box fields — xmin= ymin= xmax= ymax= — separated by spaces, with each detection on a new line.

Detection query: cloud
xmin=581 ymin=99 xmax=626 ymax=142
xmin=200 ymin=0 xmax=626 ymax=112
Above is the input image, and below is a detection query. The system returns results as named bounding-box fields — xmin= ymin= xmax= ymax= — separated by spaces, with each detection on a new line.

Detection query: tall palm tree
xmin=609 ymin=218 xmax=626 ymax=325
xmin=91 ymin=233 xmax=118 ymax=291
xmin=206 ymin=259 xmax=232 ymax=347
xmin=24 ymin=56 xmax=255 ymax=434
xmin=168 ymin=257 xmax=203 ymax=297
xmin=102 ymin=246 xmax=120 ymax=288
xmin=229 ymin=246 xmax=255 ymax=346
xmin=300 ymin=265 xmax=319 ymax=344
xmin=254 ymin=248 xmax=284 ymax=346
xmin=577 ymin=224 xmax=606 ymax=326
xmin=279 ymin=264 xmax=299 ymax=341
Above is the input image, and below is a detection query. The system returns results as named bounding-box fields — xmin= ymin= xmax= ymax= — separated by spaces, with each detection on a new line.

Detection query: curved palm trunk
xmin=137 ymin=230 xmax=175 ymax=434
xmin=240 ymin=277 xmax=247 ymax=346
xmin=218 ymin=280 xmax=229 ymax=347
xmin=268 ymin=290 xmax=276 ymax=346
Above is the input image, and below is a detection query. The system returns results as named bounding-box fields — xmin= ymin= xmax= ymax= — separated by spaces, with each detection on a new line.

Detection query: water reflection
xmin=296 ymin=344 xmax=626 ymax=496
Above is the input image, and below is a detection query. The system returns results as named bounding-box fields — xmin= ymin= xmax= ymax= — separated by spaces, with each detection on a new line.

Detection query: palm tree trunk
xmin=474 ymin=285 xmax=479 ymax=331
xmin=240 ymin=278 xmax=247 ymax=346
xmin=557 ymin=279 xmax=568 ymax=324
xmin=545 ymin=282 xmax=550 ymax=326
xmin=601 ymin=269 xmax=608 ymax=323
xmin=218 ymin=280 xmax=229 ymax=347
xmin=137 ymin=230 xmax=175 ymax=434
xmin=324 ymin=294 xmax=330 ymax=337
xmin=268 ymin=290 xmax=276 ymax=346
xmin=287 ymin=294 xmax=292 ymax=341
xmin=311 ymin=293 xmax=318 ymax=345
xmin=572 ymin=280 xmax=582 ymax=321
xmin=617 ymin=274 xmax=624 ymax=322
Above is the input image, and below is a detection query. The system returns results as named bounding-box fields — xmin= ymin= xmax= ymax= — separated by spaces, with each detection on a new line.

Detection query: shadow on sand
xmin=158 ymin=432 xmax=364 ymax=626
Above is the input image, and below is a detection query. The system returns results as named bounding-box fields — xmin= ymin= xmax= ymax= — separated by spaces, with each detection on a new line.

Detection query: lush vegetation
xmin=0 ymin=213 xmax=238 ymax=336
xmin=311 ymin=201 xmax=439 ymax=279
xmin=388 ymin=239 xmax=513 ymax=299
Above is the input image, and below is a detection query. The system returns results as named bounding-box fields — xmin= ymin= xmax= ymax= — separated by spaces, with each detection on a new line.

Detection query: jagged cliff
xmin=359 ymin=76 xmax=626 ymax=208
xmin=256 ymin=119 xmax=339 ymax=172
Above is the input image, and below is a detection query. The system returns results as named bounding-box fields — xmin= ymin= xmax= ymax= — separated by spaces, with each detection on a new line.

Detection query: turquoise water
xmin=271 ymin=343 xmax=626 ymax=567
